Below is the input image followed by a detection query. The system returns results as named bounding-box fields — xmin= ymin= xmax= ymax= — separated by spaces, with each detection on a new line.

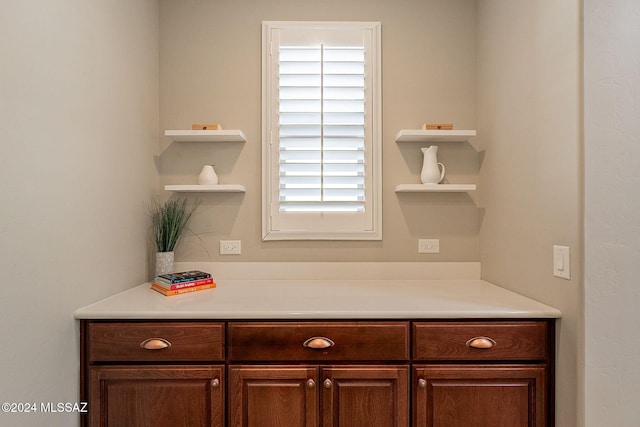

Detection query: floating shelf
xmin=395 ymin=184 xmax=476 ymax=193
xmin=165 ymin=130 xmax=246 ymax=142
xmin=395 ymin=129 xmax=477 ymax=142
xmin=164 ymin=184 xmax=246 ymax=193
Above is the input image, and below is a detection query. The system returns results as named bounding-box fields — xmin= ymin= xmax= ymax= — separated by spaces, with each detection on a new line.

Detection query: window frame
xmin=261 ymin=21 xmax=382 ymax=241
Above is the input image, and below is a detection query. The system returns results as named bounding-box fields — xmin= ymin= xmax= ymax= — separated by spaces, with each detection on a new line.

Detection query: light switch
xmin=553 ymin=245 xmax=571 ymax=280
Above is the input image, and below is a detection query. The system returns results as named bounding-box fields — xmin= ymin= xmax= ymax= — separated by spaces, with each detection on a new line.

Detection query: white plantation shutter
xmin=279 ymin=45 xmax=366 ymax=212
xmin=262 ymin=22 xmax=381 ymax=240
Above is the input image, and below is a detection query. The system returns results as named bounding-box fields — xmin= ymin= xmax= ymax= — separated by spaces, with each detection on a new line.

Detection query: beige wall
xmin=0 ymin=1 xmax=588 ymax=426
xmin=162 ymin=4 xmax=583 ymax=423
xmin=159 ymin=0 xmax=481 ymax=262
xmin=477 ymin=1 xmax=582 ymax=426
xmin=0 ymin=1 xmax=159 ymax=426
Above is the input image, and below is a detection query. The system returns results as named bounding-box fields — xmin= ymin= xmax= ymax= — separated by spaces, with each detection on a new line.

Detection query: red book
xmin=152 ymin=277 xmax=214 ymax=291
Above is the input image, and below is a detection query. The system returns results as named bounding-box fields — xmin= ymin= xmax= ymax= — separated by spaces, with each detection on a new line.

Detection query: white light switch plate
xmin=553 ymin=245 xmax=570 ymax=280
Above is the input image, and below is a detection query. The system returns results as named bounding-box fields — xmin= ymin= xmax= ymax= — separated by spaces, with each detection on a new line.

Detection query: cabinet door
xmin=229 ymin=366 xmax=318 ymax=427
xmin=322 ymin=366 xmax=409 ymax=427
xmin=413 ymin=365 xmax=546 ymax=427
xmin=89 ymin=365 xmax=223 ymax=427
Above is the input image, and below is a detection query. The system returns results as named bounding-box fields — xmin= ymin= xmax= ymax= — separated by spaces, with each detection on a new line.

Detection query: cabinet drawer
xmin=413 ymin=321 xmax=550 ymax=361
xmin=228 ymin=322 xmax=410 ymax=361
xmin=88 ymin=322 xmax=224 ymax=362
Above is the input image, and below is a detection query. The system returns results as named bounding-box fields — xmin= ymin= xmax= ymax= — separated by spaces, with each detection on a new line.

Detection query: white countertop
xmin=74 ymin=279 xmax=561 ymax=320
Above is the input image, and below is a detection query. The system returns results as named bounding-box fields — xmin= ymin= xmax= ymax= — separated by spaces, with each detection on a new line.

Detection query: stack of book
xmin=151 ymin=270 xmax=216 ymax=296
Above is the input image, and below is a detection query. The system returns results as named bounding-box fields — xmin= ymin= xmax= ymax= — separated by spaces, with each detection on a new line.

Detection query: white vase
xmin=198 ymin=165 xmax=218 ymax=185
xmin=420 ymin=146 xmax=446 ymax=184
xmin=155 ymin=251 xmax=174 ymax=277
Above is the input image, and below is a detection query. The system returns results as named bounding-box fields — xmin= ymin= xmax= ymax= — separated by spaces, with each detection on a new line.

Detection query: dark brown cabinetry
xmin=412 ymin=321 xmax=553 ymax=427
xmin=80 ymin=319 xmax=553 ymax=427
xmin=228 ymin=321 xmax=410 ymax=361
xmin=413 ymin=365 xmax=546 ymax=427
xmin=228 ymin=366 xmax=409 ymax=427
xmin=228 ymin=366 xmax=318 ymax=427
xmin=227 ymin=321 xmax=410 ymax=427
xmin=321 ymin=366 xmax=409 ymax=427
xmin=82 ymin=322 xmax=225 ymax=427
xmin=89 ymin=365 xmax=224 ymax=427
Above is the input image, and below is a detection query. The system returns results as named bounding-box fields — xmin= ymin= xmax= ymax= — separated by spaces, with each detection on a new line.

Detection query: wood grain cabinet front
xmin=412 ymin=321 xmax=549 ymax=361
xmin=228 ymin=366 xmax=319 ymax=427
xmin=228 ymin=321 xmax=410 ymax=361
xmin=82 ymin=321 xmax=225 ymax=427
xmin=89 ymin=365 xmax=224 ymax=427
xmin=227 ymin=322 xmax=411 ymax=427
xmin=228 ymin=365 xmax=409 ymax=427
xmin=413 ymin=365 xmax=546 ymax=427
xmin=411 ymin=320 xmax=554 ymax=427
xmin=321 ymin=366 xmax=409 ymax=427
xmin=80 ymin=319 xmax=554 ymax=427
xmin=88 ymin=322 xmax=224 ymax=362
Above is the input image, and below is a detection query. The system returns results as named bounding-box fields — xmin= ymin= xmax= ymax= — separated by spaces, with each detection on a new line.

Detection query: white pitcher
xmin=198 ymin=165 xmax=219 ymax=185
xmin=420 ymin=146 xmax=445 ymax=184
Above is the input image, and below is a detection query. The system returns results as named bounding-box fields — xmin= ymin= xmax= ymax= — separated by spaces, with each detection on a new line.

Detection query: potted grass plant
xmin=150 ymin=198 xmax=198 ymax=276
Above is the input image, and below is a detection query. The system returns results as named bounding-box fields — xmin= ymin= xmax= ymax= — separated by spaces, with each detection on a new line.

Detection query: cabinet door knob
xmin=323 ymin=379 xmax=333 ymax=389
xmin=211 ymin=378 xmax=220 ymax=388
xmin=140 ymin=338 xmax=172 ymax=350
xmin=306 ymin=379 xmax=316 ymax=389
xmin=418 ymin=378 xmax=427 ymax=388
xmin=303 ymin=337 xmax=335 ymax=349
xmin=466 ymin=336 xmax=497 ymax=349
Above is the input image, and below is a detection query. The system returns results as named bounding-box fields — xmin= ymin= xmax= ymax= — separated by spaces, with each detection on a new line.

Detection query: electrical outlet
xmin=220 ymin=240 xmax=241 ymax=255
xmin=419 ymin=239 xmax=440 ymax=254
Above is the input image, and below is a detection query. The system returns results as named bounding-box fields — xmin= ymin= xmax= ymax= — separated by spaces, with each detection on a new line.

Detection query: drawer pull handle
xmin=140 ymin=338 xmax=172 ymax=350
xmin=211 ymin=378 xmax=220 ymax=388
xmin=323 ymin=379 xmax=333 ymax=389
xmin=418 ymin=378 xmax=427 ymax=388
xmin=466 ymin=336 xmax=496 ymax=349
xmin=303 ymin=337 xmax=335 ymax=349
xmin=306 ymin=379 xmax=316 ymax=389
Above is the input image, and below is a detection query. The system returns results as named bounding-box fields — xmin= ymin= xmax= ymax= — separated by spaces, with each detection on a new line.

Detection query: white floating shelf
xmin=395 ymin=184 xmax=477 ymax=193
xmin=395 ymin=129 xmax=477 ymax=142
xmin=164 ymin=184 xmax=246 ymax=193
xmin=165 ymin=130 xmax=246 ymax=142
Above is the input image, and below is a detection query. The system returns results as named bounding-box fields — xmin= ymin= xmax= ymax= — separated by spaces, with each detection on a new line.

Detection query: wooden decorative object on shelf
xmin=422 ymin=123 xmax=453 ymax=130
xmin=192 ymin=123 xmax=222 ymax=130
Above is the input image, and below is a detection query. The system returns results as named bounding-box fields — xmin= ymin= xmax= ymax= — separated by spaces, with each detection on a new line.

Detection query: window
xmin=262 ymin=21 xmax=382 ymax=240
